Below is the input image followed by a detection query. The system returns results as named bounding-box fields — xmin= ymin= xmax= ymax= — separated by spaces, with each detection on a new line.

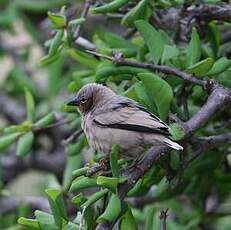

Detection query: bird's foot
xmin=86 ymin=158 xmax=110 ymax=177
xmin=99 ymin=157 xmax=110 ymax=171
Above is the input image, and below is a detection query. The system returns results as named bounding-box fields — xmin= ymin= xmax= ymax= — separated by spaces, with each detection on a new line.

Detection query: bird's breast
xmin=82 ymin=115 xmax=107 ymax=154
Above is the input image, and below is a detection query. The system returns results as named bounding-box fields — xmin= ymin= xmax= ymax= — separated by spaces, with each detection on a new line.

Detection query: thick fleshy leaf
xmin=206 ymin=57 xmax=231 ymax=76
xmin=161 ymin=45 xmax=179 ymax=63
xmin=91 ymin=0 xmax=129 ymax=14
xmin=139 ymin=73 xmax=173 ymax=120
xmin=70 ymin=176 xmax=98 ymax=193
xmin=68 ymin=49 xmax=99 ymax=69
xmin=187 ymin=28 xmax=201 ymax=67
xmin=66 ymin=134 xmax=86 ymax=156
xmin=45 ymin=189 xmax=68 ymax=228
xmin=48 ymin=11 xmax=66 ymax=28
xmin=25 ymin=88 xmax=35 ymax=121
xmin=169 ymin=123 xmax=185 ymax=141
xmin=119 ymin=206 xmax=138 ymax=230
xmin=48 ymin=30 xmax=64 ymax=56
xmin=97 ymin=194 xmax=121 ymax=223
xmin=187 ymin=58 xmax=214 ymax=75
xmin=0 ymin=133 xmax=20 ymax=152
xmin=35 ymin=210 xmax=56 ymax=230
xmin=69 ymin=17 xmax=85 ymax=26
xmin=122 ymin=0 xmax=150 ymax=27
xmin=135 ymin=20 xmax=164 ymax=64
xmin=18 ymin=217 xmax=41 ymax=230
xmin=16 ymin=131 xmax=34 ymax=157
xmin=97 ymin=31 xmax=137 ymax=49
xmin=39 ymin=51 xmax=61 ymax=66
xmin=206 ymin=22 xmax=220 ymax=57
xmin=72 ymin=167 xmax=89 ymax=178
xmin=97 ymin=176 xmax=119 ymax=193
xmin=81 ymin=189 xmax=109 ymax=208
xmin=72 ymin=193 xmax=87 ymax=206
xmin=34 ymin=112 xmax=56 ymax=129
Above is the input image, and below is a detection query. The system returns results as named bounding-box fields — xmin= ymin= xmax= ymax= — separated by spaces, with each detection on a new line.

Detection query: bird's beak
xmin=66 ymin=97 xmax=80 ymax=106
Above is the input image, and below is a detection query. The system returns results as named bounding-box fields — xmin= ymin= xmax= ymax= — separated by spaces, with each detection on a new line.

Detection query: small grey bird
xmin=67 ymin=83 xmax=183 ymax=160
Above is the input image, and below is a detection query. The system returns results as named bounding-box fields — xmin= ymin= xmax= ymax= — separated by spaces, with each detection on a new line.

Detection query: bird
xmin=67 ymin=83 xmax=183 ymax=161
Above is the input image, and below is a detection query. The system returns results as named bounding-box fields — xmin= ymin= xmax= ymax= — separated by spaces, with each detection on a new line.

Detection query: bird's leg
xmin=86 ymin=157 xmax=110 ymax=177
xmin=99 ymin=157 xmax=110 ymax=171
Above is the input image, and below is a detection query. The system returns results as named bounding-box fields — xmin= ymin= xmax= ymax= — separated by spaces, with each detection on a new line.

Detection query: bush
xmin=0 ymin=0 xmax=231 ymax=229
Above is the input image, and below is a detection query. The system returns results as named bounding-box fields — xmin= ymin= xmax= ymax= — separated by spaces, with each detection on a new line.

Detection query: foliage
xmin=0 ymin=0 xmax=231 ymax=229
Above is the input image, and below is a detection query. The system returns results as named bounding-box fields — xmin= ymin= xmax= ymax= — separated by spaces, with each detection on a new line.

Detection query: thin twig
xmin=159 ymin=209 xmax=169 ymax=230
xmin=86 ymin=50 xmax=207 ymax=87
xmin=62 ymin=129 xmax=83 ymax=145
xmin=74 ymin=0 xmax=96 ymax=40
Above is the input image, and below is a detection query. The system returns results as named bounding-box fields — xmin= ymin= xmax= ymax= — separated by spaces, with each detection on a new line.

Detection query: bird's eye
xmin=80 ymin=98 xmax=87 ymax=104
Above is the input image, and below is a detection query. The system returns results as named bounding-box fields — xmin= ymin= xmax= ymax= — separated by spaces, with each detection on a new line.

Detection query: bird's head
xmin=67 ymin=83 xmax=115 ymax=114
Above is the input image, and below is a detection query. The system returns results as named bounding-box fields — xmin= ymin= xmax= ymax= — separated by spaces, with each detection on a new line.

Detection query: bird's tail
xmin=162 ymin=137 xmax=183 ymax=150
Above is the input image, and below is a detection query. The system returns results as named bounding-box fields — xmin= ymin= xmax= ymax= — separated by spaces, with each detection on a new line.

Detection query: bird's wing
xmin=93 ymin=105 xmax=170 ymax=136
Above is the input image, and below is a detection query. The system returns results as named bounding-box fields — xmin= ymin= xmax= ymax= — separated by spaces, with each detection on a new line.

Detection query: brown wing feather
xmin=93 ymin=106 xmax=170 ymax=136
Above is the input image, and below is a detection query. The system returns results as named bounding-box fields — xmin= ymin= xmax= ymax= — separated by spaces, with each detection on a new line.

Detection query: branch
xmin=0 ymin=196 xmax=50 ymax=215
xmin=0 ymin=92 xmax=26 ymax=123
xmin=86 ymin=51 xmax=207 ymax=88
xmin=95 ymin=84 xmax=231 ymax=230
xmin=159 ymin=209 xmax=169 ymax=230
xmin=62 ymin=128 xmax=83 ymax=145
xmin=151 ymin=4 xmax=231 ymax=41
xmin=1 ymin=149 xmax=66 ymax=185
xmin=74 ymin=0 xmax=96 ymax=40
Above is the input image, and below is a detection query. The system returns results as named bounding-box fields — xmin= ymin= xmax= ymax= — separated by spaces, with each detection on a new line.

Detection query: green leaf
xmin=63 ymin=153 xmax=82 ymax=190
xmin=45 ymin=189 xmax=68 ymax=229
xmin=134 ymin=82 xmax=157 ymax=114
xmin=18 ymin=217 xmax=41 ymax=230
xmin=0 ymin=133 xmax=20 ymax=152
xmin=39 ymin=51 xmax=61 ymax=66
xmin=68 ymin=49 xmax=99 ymax=69
xmin=72 ymin=167 xmax=89 ymax=178
xmin=48 ymin=11 xmax=66 ymax=28
xmin=72 ymin=193 xmax=87 ymax=206
xmin=63 ymin=222 xmax=79 ymax=230
xmin=119 ymin=206 xmax=138 ymax=230
xmin=206 ymin=22 xmax=220 ymax=57
xmin=16 ymin=131 xmax=34 ymax=157
xmin=34 ymin=112 xmax=56 ymax=129
xmin=96 ymin=64 xmax=149 ymax=83
xmin=206 ymin=57 xmax=231 ymax=76
xmin=97 ymin=31 xmax=137 ymax=49
xmin=70 ymin=176 xmax=98 ymax=193
xmin=135 ymin=20 xmax=164 ymax=64
xmin=49 ymin=30 xmax=64 ymax=56
xmin=14 ymin=0 xmax=68 ymax=12
xmin=169 ymin=123 xmax=185 ymax=141
xmin=110 ymin=144 xmax=119 ymax=177
xmin=97 ymin=194 xmax=121 ymax=223
xmin=122 ymin=0 xmax=150 ymax=27
xmin=25 ymin=88 xmax=35 ymax=121
xmin=97 ymin=176 xmax=119 ymax=193
xmin=67 ymin=134 xmax=86 ymax=156
xmin=91 ymin=0 xmax=129 ymax=14
xmin=187 ymin=58 xmax=214 ymax=75
xmin=35 ymin=210 xmax=56 ymax=230
xmin=69 ymin=17 xmax=85 ymax=26
xmin=161 ymin=45 xmax=179 ymax=63
xmin=139 ymin=73 xmax=173 ymax=120
xmin=187 ymin=28 xmax=201 ymax=67
xmin=81 ymin=189 xmax=109 ymax=208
